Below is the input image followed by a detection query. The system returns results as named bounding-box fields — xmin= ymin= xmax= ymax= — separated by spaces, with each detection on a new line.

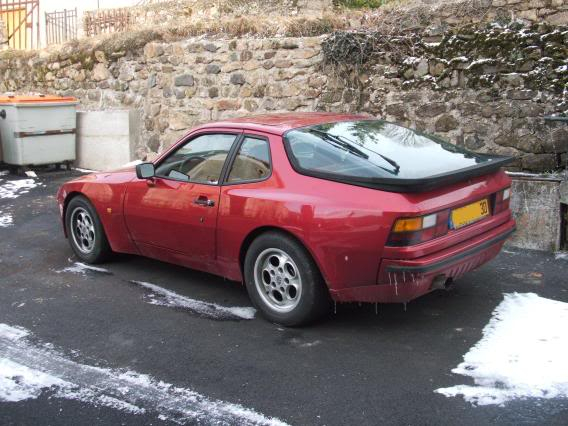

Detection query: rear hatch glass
xmin=284 ymin=120 xmax=512 ymax=192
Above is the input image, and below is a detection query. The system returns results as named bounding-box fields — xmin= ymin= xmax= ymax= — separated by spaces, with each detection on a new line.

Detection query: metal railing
xmin=83 ymin=8 xmax=132 ymax=37
xmin=45 ymin=8 xmax=77 ymax=46
xmin=0 ymin=0 xmax=39 ymax=50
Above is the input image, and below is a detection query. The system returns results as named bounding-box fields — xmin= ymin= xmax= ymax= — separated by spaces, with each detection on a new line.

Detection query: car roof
xmin=196 ymin=112 xmax=373 ymax=135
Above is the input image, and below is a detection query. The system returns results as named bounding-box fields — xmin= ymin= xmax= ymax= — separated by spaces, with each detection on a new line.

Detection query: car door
xmin=124 ymin=131 xmax=241 ymax=267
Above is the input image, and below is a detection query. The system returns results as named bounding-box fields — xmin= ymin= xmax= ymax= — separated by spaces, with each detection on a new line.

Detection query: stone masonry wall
xmin=319 ymin=22 xmax=568 ymax=172
xmin=0 ymin=20 xmax=566 ymax=171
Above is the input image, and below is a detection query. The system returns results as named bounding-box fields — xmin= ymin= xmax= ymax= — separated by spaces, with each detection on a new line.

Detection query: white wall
xmin=76 ymin=110 xmax=139 ymax=171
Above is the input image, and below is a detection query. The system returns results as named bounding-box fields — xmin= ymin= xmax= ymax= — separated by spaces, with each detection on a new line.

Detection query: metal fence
xmin=45 ymin=8 xmax=77 ymax=46
xmin=0 ymin=0 xmax=39 ymax=50
xmin=83 ymin=8 xmax=132 ymax=37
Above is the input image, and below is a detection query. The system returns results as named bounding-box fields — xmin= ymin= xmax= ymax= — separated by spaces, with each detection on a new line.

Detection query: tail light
xmin=494 ymin=187 xmax=511 ymax=214
xmin=387 ymin=210 xmax=449 ymax=246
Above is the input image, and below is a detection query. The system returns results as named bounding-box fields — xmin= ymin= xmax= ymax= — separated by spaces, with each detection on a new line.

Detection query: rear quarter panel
xmin=217 ymin=132 xmax=397 ymax=290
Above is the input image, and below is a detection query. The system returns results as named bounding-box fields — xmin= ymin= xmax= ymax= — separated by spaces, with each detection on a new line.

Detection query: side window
xmin=227 ymin=136 xmax=271 ymax=183
xmin=155 ymin=133 xmax=236 ymax=184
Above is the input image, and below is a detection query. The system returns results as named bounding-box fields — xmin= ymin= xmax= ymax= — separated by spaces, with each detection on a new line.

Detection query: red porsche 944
xmin=57 ymin=113 xmax=515 ymax=325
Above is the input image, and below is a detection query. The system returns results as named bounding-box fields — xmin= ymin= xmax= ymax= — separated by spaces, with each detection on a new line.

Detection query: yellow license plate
xmin=451 ymin=199 xmax=490 ymax=229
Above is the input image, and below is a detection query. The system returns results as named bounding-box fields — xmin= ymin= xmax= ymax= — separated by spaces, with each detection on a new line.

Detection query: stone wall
xmin=320 ymin=22 xmax=568 ymax=172
xmin=492 ymin=0 xmax=568 ymax=25
xmin=0 ymin=17 xmax=566 ymax=170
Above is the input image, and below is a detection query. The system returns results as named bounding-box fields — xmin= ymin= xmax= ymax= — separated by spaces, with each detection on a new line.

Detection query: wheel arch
xmin=238 ymin=226 xmax=330 ymax=289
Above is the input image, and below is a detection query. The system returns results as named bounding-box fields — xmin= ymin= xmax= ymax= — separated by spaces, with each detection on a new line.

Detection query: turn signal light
xmin=387 ymin=211 xmax=450 ymax=246
xmin=392 ymin=217 xmax=423 ymax=232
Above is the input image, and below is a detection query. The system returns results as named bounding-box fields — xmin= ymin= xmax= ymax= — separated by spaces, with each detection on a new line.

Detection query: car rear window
xmin=283 ymin=120 xmax=510 ymax=192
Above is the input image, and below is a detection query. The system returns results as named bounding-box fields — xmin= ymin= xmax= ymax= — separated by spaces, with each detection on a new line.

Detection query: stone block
xmin=435 ymin=114 xmax=459 ymax=132
xmin=521 ymin=153 xmax=557 ymax=171
xmin=230 ymin=73 xmax=246 ymax=85
xmin=416 ymin=102 xmax=447 ymax=118
xmin=174 ymin=74 xmax=194 ymax=87
xmin=206 ymin=64 xmax=221 ymax=74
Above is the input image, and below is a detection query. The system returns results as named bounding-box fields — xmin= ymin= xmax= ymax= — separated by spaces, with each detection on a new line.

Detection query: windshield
xmin=284 ymin=120 xmax=494 ymax=181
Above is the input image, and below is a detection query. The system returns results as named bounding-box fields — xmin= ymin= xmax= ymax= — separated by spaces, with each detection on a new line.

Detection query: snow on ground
xmin=0 ymin=358 xmax=70 ymax=403
xmin=0 ymin=213 xmax=13 ymax=228
xmin=57 ymin=262 xmax=112 ymax=275
xmin=436 ymin=293 xmax=568 ymax=406
xmin=0 ymin=178 xmax=40 ymax=199
xmin=555 ymin=252 xmax=568 ymax=261
xmin=0 ymin=323 xmax=287 ymax=425
xmin=130 ymin=280 xmax=256 ymax=321
xmin=55 ymin=263 xmax=255 ymax=320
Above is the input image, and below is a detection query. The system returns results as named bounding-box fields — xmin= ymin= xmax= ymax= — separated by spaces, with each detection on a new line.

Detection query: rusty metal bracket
xmin=14 ymin=129 xmax=76 ymax=138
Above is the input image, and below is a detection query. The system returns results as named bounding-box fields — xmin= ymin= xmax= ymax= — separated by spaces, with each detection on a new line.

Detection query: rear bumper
xmin=331 ymin=218 xmax=516 ymax=303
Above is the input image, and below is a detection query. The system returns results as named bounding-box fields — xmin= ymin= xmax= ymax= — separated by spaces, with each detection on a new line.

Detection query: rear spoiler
xmin=289 ymin=155 xmax=514 ymax=193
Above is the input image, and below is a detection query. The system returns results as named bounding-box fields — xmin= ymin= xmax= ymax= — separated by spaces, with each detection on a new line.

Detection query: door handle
xmin=194 ymin=197 xmax=215 ymax=207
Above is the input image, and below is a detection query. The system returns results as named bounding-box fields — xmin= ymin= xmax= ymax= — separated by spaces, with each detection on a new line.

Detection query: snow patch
xmin=0 ymin=323 xmax=29 ymax=341
xmin=0 ymin=358 xmax=69 ymax=402
xmin=402 ymin=56 xmax=421 ymax=65
xmin=436 ymin=293 xmax=568 ymax=406
xmin=130 ymin=280 xmax=256 ymax=321
xmin=0 ymin=178 xmax=39 ymax=199
xmin=58 ymin=262 xmax=111 ymax=275
xmin=0 ymin=213 xmax=13 ymax=228
xmin=0 ymin=323 xmax=287 ymax=425
xmin=555 ymin=252 xmax=568 ymax=261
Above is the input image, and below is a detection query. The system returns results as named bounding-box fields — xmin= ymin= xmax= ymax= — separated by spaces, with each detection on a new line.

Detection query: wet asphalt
xmin=0 ymin=168 xmax=567 ymax=426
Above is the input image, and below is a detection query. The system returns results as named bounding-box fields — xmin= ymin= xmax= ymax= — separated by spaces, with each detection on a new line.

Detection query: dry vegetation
xmin=0 ymin=0 xmax=505 ymax=62
xmin=167 ymin=14 xmax=349 ymax=38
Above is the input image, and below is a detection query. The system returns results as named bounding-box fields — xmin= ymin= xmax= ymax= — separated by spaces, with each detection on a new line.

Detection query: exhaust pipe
xmin=431 ymin=275 xmax=454 ymax=291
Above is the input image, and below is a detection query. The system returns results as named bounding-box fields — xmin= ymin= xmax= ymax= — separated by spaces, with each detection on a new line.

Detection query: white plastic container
xmin=0 ymin=95 xmax=78 ymax=166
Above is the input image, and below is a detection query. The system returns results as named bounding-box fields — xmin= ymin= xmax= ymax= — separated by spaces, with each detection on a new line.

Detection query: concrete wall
xmin=76 ymin=110 xmax=140 ymax=171
xmin=508 ymin=175 xmax=563 ymax=251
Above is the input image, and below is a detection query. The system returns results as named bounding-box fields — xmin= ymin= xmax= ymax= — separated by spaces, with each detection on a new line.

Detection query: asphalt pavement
xmin=0 ymin=168 xmax=567 ymax=425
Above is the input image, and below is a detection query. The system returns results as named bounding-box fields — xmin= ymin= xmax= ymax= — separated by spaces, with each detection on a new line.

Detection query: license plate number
xmin=451 ymin=199 xmax=490 ymax=229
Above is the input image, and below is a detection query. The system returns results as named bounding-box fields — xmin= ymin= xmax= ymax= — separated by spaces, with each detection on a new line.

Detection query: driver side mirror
xmin=136 ymin=162 xmax=155 ymax=179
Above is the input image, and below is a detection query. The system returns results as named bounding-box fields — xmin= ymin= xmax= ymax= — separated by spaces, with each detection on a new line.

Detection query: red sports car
xmin=57 ymin=113 xmax=515 ymax=325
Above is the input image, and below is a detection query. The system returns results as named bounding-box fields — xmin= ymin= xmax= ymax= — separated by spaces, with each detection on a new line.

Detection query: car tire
xmin=65 ymin=195 xmax=111 ymax=264
xmin=244 ymin=231 xmax=331 ymax=326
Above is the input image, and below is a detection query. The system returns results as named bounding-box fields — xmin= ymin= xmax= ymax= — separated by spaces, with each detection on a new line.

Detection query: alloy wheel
xmin=70 ymin=207 xmax=96 ymax=254
xmin=253 ymin=248 xmax=303 ymax=313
